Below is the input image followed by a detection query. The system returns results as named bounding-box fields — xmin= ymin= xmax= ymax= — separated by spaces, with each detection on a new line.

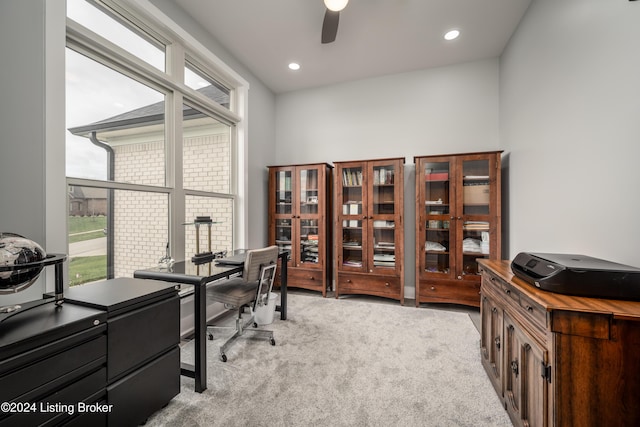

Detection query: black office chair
xmin=206 ymin=245 xmax=278 ymax=362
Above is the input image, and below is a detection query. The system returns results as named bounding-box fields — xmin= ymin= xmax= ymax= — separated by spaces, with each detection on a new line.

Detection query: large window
xmin=66 ymin=0 xmax=242 ymax=285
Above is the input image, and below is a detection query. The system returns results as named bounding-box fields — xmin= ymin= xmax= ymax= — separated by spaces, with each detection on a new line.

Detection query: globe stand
xmin=0 ymin=253 xmax=67 ymax=323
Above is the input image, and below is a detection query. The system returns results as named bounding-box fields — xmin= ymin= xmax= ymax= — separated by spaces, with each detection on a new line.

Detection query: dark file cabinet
xmin=0 ymin=302 xmax=108 ymax=427
xmin=65 ymin=278 xmax=180 ymax=427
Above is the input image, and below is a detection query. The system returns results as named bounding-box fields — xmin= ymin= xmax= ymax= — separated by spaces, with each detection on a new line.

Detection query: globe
xmin=0 ymin=232 xmax=47 ymax=294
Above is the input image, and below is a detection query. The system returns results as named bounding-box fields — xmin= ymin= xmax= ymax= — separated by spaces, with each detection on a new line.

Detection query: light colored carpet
xmin=146 ymin=292 xmax=512 ymax=427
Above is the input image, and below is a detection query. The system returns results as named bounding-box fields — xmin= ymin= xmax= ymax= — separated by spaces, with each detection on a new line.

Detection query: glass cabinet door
xmin=275 ymin=170 xmax=293 ymax=215
xmin=460 ymin=158 xmax=491 ymax=276
xmin=370 ymin=162 xmax=398 ymax=272
xmin=298 ymin=168 xmax=319 ymax=215
xmin=423 ymin=161 xmax=452 ymax=276
xmin=298 ymin=166 xmax=321 ymax=267
xmin=274 ymin=218 xmax=292 ymax=253
xmin=273 ymin=168 xmax=294 ymax=259
xmin=340 ymin=165 xmax=364 ymax=271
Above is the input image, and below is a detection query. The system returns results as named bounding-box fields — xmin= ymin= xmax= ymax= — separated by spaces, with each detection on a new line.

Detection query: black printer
xmin=511 ymin=252 xmax=640 ymax=301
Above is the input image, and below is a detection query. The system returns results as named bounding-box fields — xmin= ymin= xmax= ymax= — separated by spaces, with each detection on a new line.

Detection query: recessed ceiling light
xmin=288 ymin=62 xmax=301 ymax=71
xmin=444 ymin=29 xmax=460 ymax=41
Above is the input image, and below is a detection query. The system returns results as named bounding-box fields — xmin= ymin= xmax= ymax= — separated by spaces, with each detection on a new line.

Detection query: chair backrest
xmin=242 ymin=245 xmax=279 ymax=282
xmin=253 ymin=263 xmax=277 ymax=310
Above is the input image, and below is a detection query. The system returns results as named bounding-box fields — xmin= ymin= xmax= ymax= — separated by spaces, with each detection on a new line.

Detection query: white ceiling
xmin=175 ymin=0 xmax=532 ymax=94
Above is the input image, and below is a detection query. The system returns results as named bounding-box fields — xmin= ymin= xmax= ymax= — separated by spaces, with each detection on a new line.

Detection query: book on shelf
xmin=342 ymin=169 xmax=363 ymax=186
xmin=375 ymin=241 xmax=395 ymax=248
xmin=426 ymin=172 xmax=449 ymax=181
xmin=463 ymin=221 xmax=490 ymax=231
xmin=375 ymin=167 xmax=394 ymax=185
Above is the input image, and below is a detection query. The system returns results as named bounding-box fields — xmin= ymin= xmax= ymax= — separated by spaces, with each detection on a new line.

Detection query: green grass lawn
xmin=68 ymin=216 xmax=106 ymax=244
xmin=68 ymin=255 xmax=107 ymax=287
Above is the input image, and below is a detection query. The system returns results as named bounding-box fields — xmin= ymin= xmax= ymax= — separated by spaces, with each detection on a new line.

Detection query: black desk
xmin=133 ymin=250 xmax=288 ymax=393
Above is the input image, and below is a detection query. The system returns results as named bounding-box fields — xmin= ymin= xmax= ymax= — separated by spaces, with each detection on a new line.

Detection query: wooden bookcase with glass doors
xmin=415 ymin=151 xmax=502 ymax=307
xmin=268 ymin=163 xmax=333 ymax=296
xmin=334 ymin=158 xmax=405 ymax=304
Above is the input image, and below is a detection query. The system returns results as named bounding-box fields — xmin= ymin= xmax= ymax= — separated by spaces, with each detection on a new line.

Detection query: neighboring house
xmin=68 ymin=85 xmax=233 ymax=277
xmin=68 ymin=185 xmax=107 ymax=216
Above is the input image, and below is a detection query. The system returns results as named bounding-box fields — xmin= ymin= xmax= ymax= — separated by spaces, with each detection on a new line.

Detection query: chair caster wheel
xmin=270 ymin=337 xmax=276 ymax=346
xmin=253 ymin=322 xmax=258 ymax=328
xmin=207 ymin=332 xmax=213 ymax=340
xmin=220 ymin=353 xmax=227 ymax=362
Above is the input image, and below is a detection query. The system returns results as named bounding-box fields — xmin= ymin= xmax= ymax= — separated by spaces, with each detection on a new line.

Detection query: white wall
xmin=0 ymin=0 xmax=62 ymax=305
xmin=276 ymin=59 xmax=501 ymax=298
xmin=500 ymin=0 xmax=640 ymax=267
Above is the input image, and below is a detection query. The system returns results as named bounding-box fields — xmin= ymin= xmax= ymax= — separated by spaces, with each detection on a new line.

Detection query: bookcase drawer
xmin=418 ymin=279 xmax=480 ymax=304
xmin=287 ymin=268 xmax=324 ymax=291
xmin=337 ymin=273 xmax=401 ymax=298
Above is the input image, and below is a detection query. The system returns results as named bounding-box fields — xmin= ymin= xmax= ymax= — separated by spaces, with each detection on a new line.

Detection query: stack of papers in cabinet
xmin=425 ymin=241 xmax=446 ymax=252
xmin=374 ymin=254 xmax=395 ymax=267
xmin=463 ymin=238 xmax=482 ymax=253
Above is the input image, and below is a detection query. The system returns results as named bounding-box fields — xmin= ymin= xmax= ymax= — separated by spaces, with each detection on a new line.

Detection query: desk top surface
xmin=134 ymin=249 xmax=288 ymax=286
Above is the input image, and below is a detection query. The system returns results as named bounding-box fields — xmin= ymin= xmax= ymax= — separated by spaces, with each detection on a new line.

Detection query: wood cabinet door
xmin=269 ymin=166 xmax=297 ymax=265
xmin=504 ymin=313 xmax=548 ymax=427
xmin=295 ymin=165 xmax=326 ymax=270
xmin=336 ymin=161 xmax=369 ymax=274
xmin=452 ymin=153 xmax=501 ymax=280
xmin=480 ymin=292 xmax=503 ymax=396
xmin=416 ymin=155 xmax=456 ymax=281
xmin=366 ymin=159 xmax=403 ymax=277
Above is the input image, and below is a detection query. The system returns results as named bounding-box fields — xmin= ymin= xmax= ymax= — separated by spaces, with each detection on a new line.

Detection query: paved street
xmin=69 ymin=236 xmax=107 ymax=257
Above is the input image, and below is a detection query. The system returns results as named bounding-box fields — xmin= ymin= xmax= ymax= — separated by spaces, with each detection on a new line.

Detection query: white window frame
xmin=64 ymin=0 xmax=249 ymax=270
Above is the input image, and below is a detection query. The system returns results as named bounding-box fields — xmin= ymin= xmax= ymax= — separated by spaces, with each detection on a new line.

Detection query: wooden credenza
xmin=478 ymin=259 xmax=640 ymax=427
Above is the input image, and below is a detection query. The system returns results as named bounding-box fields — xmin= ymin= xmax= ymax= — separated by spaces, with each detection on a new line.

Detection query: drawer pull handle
xmin=511 ymin=359 xmax=519 ymax=377
xmin=309 ymin=276 xmax=314 ymax=280
xmin=430 ymin=286 xmax=436 ymax=291
xmin=526 ymin=305 xmax=533 ymax=312
xmin=494 ymin=336 xmax=501 ymax=350
xmin=505 ymin=289 xmax=511 ymax=295
xmin=346 ymin=279 xmax=352 ymax=283
xmin=385 ymin=282 xmax=390 ymax=287
xmin=491 ymin=307 xmax=497 ymax=313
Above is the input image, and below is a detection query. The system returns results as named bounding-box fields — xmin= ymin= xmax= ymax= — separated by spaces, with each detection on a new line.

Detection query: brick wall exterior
xmin=111 ymin=126 xmax=232 ymax=277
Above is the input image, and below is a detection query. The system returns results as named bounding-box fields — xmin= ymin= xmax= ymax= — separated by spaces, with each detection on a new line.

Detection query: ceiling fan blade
xmin=321 ymin=9 xmax=340 ymax=44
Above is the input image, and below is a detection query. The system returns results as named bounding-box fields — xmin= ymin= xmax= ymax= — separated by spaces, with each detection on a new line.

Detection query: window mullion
xmin=167 ymin=42 xmax=185 ymax=262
